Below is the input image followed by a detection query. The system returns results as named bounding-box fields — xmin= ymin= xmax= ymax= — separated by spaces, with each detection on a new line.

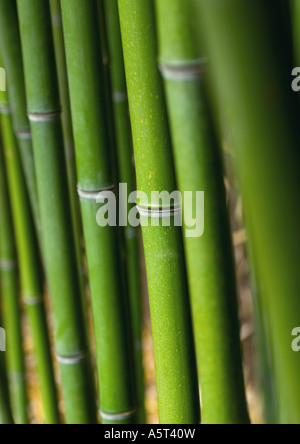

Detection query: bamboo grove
xmin=0 ymin=0 xmax=300 ymax=425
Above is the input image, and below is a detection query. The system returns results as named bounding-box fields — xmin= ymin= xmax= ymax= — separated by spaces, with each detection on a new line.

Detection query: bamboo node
xmin=99 ymin=409 xmax=136 ymax=421
xmin=77 ymin=185 xmax=116 ymax=200
xmin=113 ymin=91 xmax=128 ymax=103
xmin=56 ymin=352 xmax=88 ymax=365
xmin=0 ymin=104 xmax=11 ymax=114
xmin=28 ymin=110 xmax=61 ymax=122
xmin=159 ymin=58 xmax=207 ymax=81
xmin=51 ymin=13 xmax=62 ymax=26
xmin=0 ymin=259 xmax=17 ymax=271
xmin=15 ymin=128 xmax=32 ymax=140
xmin=8 ymin=372 xmax=26 ymax=382
xmin=137 ymin=204 xmax=182 ymax=219
xmin=23 ymin=296 xmax=43 ymax=306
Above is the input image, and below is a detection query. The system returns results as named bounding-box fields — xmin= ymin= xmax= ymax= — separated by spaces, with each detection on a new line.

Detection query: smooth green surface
xmin=196 ymin=0 xmax=300 ymax=424
xmin=61 ymin=0 xmax=135 ymax=423
xmin=155 ymin=0 xmax=249 ymax=424
xmin=103 ymin=0 xmax=145 ymax=423
xmin=118 ymin=0 xmax=200 ymax=424
xmin=0 ymin=135 xmax=28 ymax=424
xmin=17 ymin=0 xmax=97 ymax=424
xmin=80 ymin=198 xmax=135 ymax=420
xmin=49 ymin=0 xmax=89 ymax=347
xmin=0 ymin=0 xmax=41 ymax=244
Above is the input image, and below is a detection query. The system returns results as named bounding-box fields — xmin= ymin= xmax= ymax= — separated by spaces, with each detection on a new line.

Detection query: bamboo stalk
xmin=196 ymin=0 xmax=300 ymax=424
xmin=49 ymin=0 xmax=90 ymax=346
xmin=0 ymin=130 xmax=28 ymax=424
xmin=0 ymin=0 xmax=41 ymax=245
xmin=118 ymin=0 xmax=200 ymax=424
xmin=0 ymin=68 xmax=60 ymax=424
xmin=0 ymin=352 xmax=14 ymax=424
xmin=60 ymin=0 xmax=136 ymax=424
xmin=102 ymin=0 xmax=145 ymax=424
xmin=16 ymin=0 xmax=97 ymax=424
xmin=155 ymin=0 xmax=249 ymax=424
xmin=97 ymin=0 xmax=119 ymax=185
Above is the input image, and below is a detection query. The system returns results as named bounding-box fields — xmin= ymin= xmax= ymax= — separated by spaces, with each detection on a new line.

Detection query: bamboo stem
xmin=16 ymin=0 xmax=97 ymax=424
xmin=0 ymin=0 xmax=41 ymax=246
xmin=102 ymin=0 xmax=145 ymax=424
xmin=118 ymin=0 xmax=200 ymax=424
xmin=0 ymin=72 xmax=60 ymax=424
xmin=196 ymin=0 xmax=300 ymax=424
xmin=0 ymin=352 xmax=14 ymax=424
xmin=155 ymin=0 xmax=249 ymax=424
xmin=61 ymin=0 xmax=136 ymax=424
xmin=0 ymin=131 xmax=28 ymax=424
xmin=49 ymin=0 xmax=90 ymax=347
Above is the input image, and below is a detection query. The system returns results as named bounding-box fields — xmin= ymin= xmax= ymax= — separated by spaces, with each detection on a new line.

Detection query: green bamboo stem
xmin=118 ymin=0 xmax=200 ymax=424
xmin=0 ymin=76 xmax=60 ymax=424
xmin=0 ymin=352 xmax=14 ymax=425
xmin=16 ymin=0 xmax=97 ymax=424
xmin=102 ymin=0 xmax=145 ymax=424
xmin=49 ymin=0 xmax=89 ymax=345
xmin=0 ymin=133 xmax=28 ymax=424
xmin=0 ymin=0 xmax=41 ymax=246
xmin=196 ymin=0 xmax=300 ymax=424
xmin=155 ymin=0 xmax=249 ymax=424
xmin=61 ymin=0 xmax=136 ymax=424
xmin=97 ymin=0 xmax=119 ymax=184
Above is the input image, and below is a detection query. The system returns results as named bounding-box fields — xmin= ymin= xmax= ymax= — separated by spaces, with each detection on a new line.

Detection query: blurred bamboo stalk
xmin=0 ymin=74 xmax=60 ymax=424
xmin=0 ymin=0 xmax=41 ymax=247
xmin=118 ymin=0 xmax=200 ymax=424
xmin=196 ymin=0 xmax=300 ymax=424
xmin=0 ymin=352 xmax=14 ymax=424
xmin=49 ymin=0 xmax=90 ymax=345
xmin=0 ymin=133 xmax=28 ymax=424
xmin=155 ymin=0 xmax=249 ymax=424
xmin=61 ymin=0 xmax=136 ymax=424
xmin=102 ymin=0 xmax=145 ymax=424
xmin=17 ymin=0 xmax=97 ymax=424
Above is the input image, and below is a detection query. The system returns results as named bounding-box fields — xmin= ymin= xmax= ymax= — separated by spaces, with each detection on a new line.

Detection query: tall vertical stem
xmin=17 ymin=0 xmax=97 ymax=424
xmin=196 ymin=0 xmax=300 ymax=424
xmin=102 ymin=0 xmax=145 ymax=423
xmin=0 ymin=70 xmax=60 ymax=424
xmin=118 ymin=0 xmax=200 ymax=424
xmin=0 ymin=0 xmax=41 ymax=245
xmin=61 ymin=0 xmax=136 ymax=424
xmin=49 ymin=0 xmax=89 ymax=344
xmin=0 ymin=133 xmax=28 ymax=424
xmin=0 ymin=352 xmax=14 ymax=424
xmin=155 ymin=0 xmax=249 ymax=424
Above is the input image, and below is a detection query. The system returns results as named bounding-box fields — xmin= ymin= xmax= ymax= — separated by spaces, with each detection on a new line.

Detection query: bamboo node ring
xmin=113 ymin=91 xmax=128 ymax=103
xmin=15 ymin=128 xmax=32 ymax=139
xmin=159 ymin=58 xmax=207 ymax=81
xmin=0 ymin=104 xmax=12 ymax=114
xmin=23 ymin=296 xmax=43 ymax=306
xmin=136 ymin=204 xmax=182 ymax=218
xmin=77 ymin=185 xmax=116 ymax=200
xmin=0 ymin=259 xmax=17 ymax=271
xmin=99 ymin=409 xmax=136 ymax=421
xmin=8 ymin=372 xmax=26 ymax=382
xmin=56 ymin=352 xmax=88 ymax=365
xmin=28 ymin=110 xmax=61 ymax=122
